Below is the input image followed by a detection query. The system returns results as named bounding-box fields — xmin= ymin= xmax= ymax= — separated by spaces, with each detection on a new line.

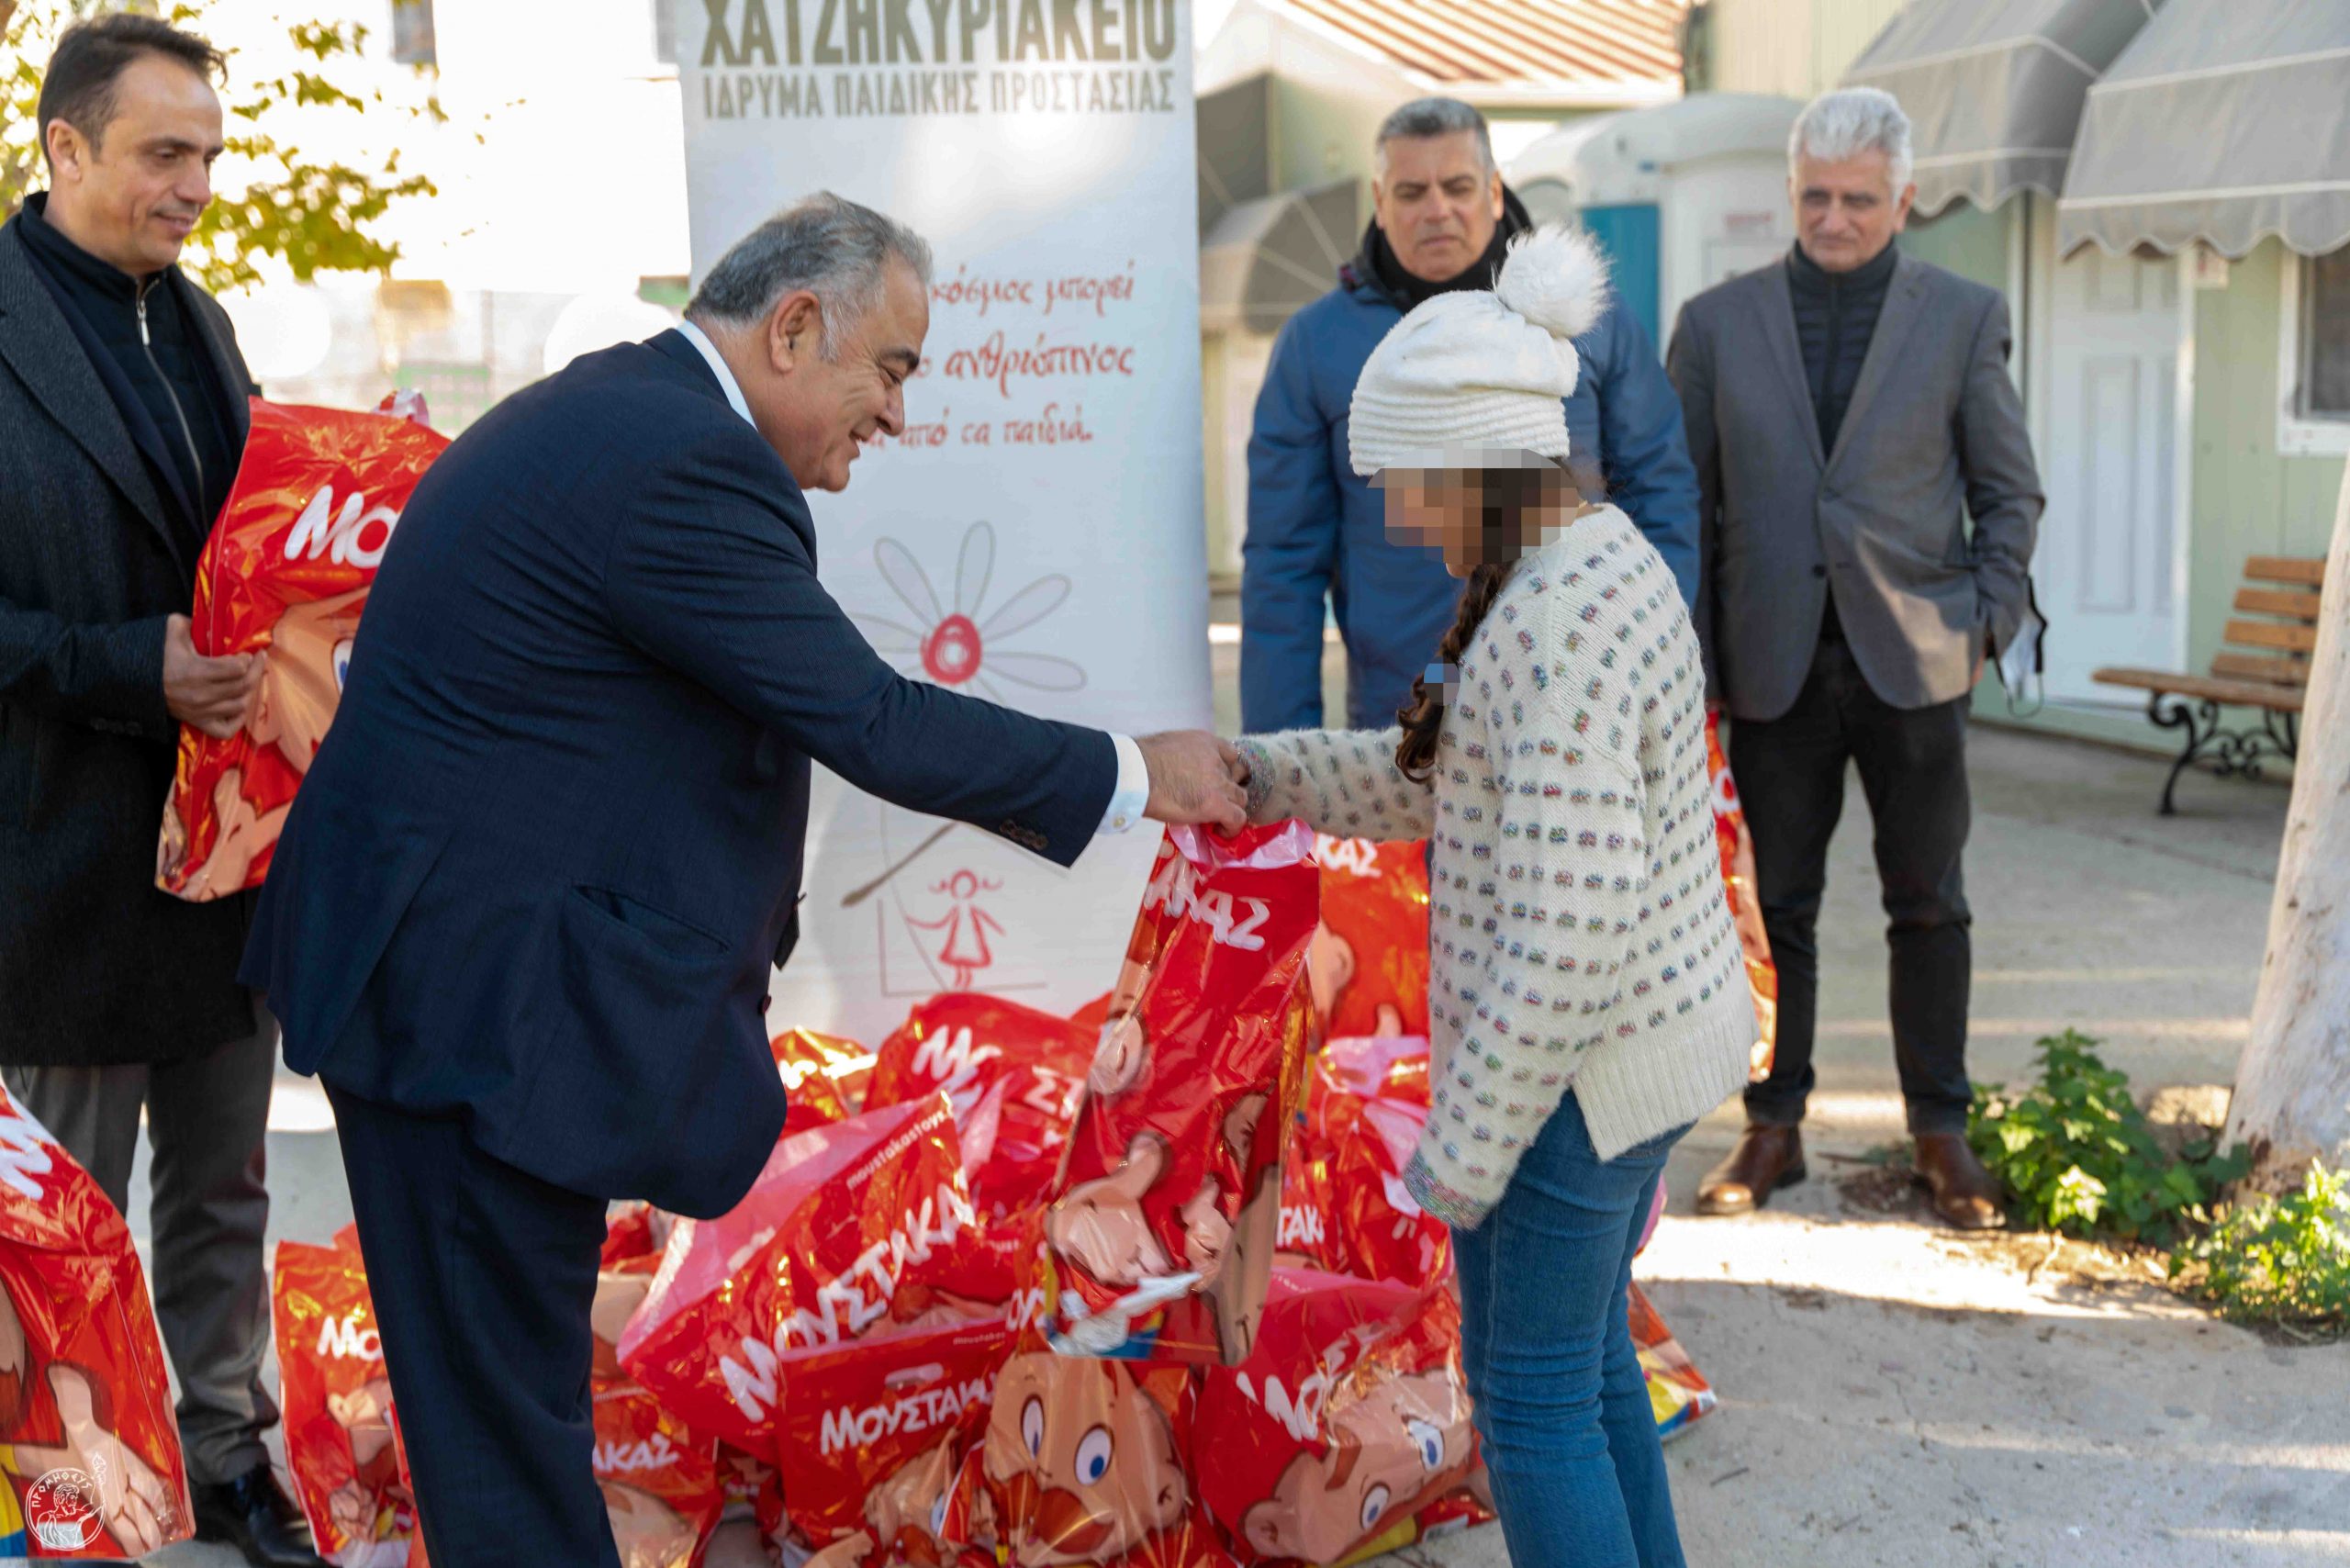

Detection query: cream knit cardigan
xmin=1236 ymin=507 xmax=1755 ymax=1229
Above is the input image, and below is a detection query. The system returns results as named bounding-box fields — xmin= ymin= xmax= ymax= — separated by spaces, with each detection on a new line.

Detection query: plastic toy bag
xmin=867 ymin=996 xmax=1092 ymax=1219
xmin=969 ymin=1351 xmax=1233 ymax=1568
xmin=1628 ymin=1283 xmax=1718 ymax=1440
xmin=1192 ymin=1272 xmax=1487 ymax=1567
xmin=273 ymin=1226 xmax=414 ymax=1566
xmin=774 ymin=1029 xmax=878 ymax=1134
xmin=0 ymin=1086 xmax=196 ymax=1559
xmin=770 ymin=1316 xmax=1011 ymax=1566
xmin=619 ymin=1096 xmax=996 ymax=1451
xmin=1274 ymin=1037 xmax=1449 ymax=1291
xmin=1042 ymin=825 xmax=1317 ymax=1365
xmin=1705 ymin=713 xmax=1779 ymax=1082
xmin=592 ymin=1383 xmax=725 ymax=1568
xmin=157 ymin=395 xmax=448 ymax=902
xmin=1304 ymin=838 xmax=1428 ymax=1041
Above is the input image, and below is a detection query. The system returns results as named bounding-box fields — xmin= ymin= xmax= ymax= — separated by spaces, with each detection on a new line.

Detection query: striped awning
xmin=1844 ymin=0 xmax=2162 ymax=217
xmin=1200 ymin=181 xmax=1358 ymax=337
xmin=2058 ymin=0 xmax=2350 ymax=257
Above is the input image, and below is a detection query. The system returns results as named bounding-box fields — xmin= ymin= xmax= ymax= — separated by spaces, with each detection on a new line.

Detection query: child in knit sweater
xmin=1232 ymin=227 xmax=1753 ymax=1568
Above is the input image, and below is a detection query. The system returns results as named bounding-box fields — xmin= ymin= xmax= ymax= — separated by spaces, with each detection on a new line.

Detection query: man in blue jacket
xmin=244 ymin=194 xmax=1245 ymax=1568
xmin=1241 ymin=98 xmax=1701 ymax=733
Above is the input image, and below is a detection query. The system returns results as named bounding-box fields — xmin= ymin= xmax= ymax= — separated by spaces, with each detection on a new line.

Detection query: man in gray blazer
xmin=1667 ymin=87 xmax=2042 ymax=1231
xmin=1 ymin=16 xmax=323 ymax=1563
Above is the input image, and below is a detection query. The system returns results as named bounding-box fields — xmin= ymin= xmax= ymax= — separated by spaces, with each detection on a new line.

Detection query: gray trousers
xmin=3 ymin=1012 xmax=281 ymax=1487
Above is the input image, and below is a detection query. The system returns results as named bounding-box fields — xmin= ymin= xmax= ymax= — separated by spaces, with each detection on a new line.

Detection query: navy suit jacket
xmin=244 ymin=330 xmax=1116 ymax=1218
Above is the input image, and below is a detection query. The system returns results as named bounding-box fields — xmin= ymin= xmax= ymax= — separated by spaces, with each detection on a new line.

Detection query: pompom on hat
xmin=1347 ymin=224 xmax=1610 ymax=477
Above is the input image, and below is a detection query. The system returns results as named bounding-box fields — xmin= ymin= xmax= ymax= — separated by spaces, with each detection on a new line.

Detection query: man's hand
xmin=162 ymin=614 xmax=262 ymax=740
xmin=1136 ymin=731 xmax=1248 ymax=832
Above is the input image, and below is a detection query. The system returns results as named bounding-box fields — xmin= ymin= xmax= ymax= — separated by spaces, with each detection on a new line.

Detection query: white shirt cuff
xmin=1097 ymin=734 xmax=1148 ymax=835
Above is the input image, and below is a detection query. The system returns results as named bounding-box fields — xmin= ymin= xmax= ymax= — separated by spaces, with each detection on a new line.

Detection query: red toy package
xmin=1043 ymin=825 xmax=1317 ymax=1366
xmin=1304 ymin=837 xmax=1428 ymax=1041
xmin=771 ymin=1316 xmax=1011 ymax=1567
xmin=156 ymin=396 xmax=449 ymax=902
xmin=619 ymin=1096 xmax=997 ymax=1450
xmin=774 ymin=1028 xmax=878 ymax=1133
xmin=969 ymin=1351 xmax=1233 ymax=1568
xmin=1629 ymin=1283 xmax=1719 ymax=1440
xmin=0 ymin=1087 xmax=195 ymax=1559
xmin=1705 ymin=712 xmax=1779 ymax=1082
xmin=1275 ymin=1038 xmax=1449 ymax=1291
xmin=1192 ymin=1272 xmax=1488 ymax=1567
xmin=867 ymin=996 xmax=1093 ymax=1219
xmin=273 ymin=1227 xmax=413 ymax=1566
xmin=592 ymin=1383 xmax=725 ymax=1568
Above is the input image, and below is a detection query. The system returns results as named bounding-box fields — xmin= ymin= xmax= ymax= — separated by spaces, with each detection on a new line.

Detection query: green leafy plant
xmin=2173 ymin=1163 xmax=2350 ymax=1333
xmin=1968 ymin=1031 xmax=2246 ymax=1243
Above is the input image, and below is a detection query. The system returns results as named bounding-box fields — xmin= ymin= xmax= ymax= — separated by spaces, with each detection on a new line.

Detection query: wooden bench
xmin=2093 ymin=555 xmax=2322 ymax=814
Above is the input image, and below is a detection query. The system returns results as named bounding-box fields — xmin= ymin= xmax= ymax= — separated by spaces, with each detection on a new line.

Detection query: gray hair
xmin=687 ymin=192 xmax=933 ymax=359
xmin=1374 ymin=96 xmax=1494 ymax=180
xmin=1789 ymin=87 xmax=1914 ymax=192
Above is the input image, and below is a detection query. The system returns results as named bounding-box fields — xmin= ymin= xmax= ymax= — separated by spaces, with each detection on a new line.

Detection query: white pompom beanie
xmin=1347 ymin=224 xmax=1611 ymax=476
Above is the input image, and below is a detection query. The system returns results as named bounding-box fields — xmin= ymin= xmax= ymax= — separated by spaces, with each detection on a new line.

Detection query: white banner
xmin=677 ymin=0 xmax=1209 ymax=1045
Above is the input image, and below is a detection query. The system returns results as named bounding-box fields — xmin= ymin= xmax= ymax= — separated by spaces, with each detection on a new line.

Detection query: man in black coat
xmin=243 ymin=190 xmax=1248 ymax=1568
xmin=0 ymin=14 xmax=324 ymax=1565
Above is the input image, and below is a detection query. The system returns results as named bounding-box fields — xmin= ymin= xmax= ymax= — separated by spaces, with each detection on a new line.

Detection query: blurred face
xmin=1372 ymin=131 xmax=1503 ymax=285
xmin=1377 ymin=459 xmax=1579 ymax=578
xmin=744 ymin=258 xmax=926 ymax=492
xmin=42 ymin=53 xmax=223 ymax=276
xmin=1791 ymin=149 xmax=1914 ymax=274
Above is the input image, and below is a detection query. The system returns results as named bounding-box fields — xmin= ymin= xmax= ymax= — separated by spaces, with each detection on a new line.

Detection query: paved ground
xmin=135 ymin=643 xmax=2346 ymax=1566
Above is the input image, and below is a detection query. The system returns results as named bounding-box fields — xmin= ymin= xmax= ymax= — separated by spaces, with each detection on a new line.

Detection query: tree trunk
xmin=2226 ymin=463 xmax=2350 ymax=1192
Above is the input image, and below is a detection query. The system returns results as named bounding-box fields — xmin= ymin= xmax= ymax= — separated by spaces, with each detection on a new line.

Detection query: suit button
xmin=1812 ymin=565 xmax=1828 ymax=578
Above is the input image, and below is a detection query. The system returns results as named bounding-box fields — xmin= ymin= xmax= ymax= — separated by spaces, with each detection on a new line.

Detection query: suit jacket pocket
xmin=542 ymin=885 xmax=735 ymax=1100
xmin=571 ymin=883 xmax=730 ymax=958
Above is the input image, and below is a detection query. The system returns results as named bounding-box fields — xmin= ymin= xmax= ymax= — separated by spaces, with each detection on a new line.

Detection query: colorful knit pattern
xmin=1237 ymin=508 xmax=1756 ymax=1229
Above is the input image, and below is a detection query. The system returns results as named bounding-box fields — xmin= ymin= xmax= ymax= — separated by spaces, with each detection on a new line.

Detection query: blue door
xmin=1578 ymin=203 xmax=1662 ymax=355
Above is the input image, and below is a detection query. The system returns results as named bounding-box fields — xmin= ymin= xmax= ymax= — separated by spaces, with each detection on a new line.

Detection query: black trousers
xmin=1729 ymin=637 xmax=1975 ymax=1136
xmin=326 ymin=1085 xmax=621 ymax=1568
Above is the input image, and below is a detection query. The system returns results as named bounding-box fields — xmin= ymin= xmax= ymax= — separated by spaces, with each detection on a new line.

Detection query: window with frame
xmin=2302 ymin=249 xmax=2350 ymax=421
xmin=391 ymin=0 xmax=436 ymax=68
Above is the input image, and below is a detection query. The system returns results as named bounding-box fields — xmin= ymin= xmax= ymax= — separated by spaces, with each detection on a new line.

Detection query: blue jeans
xmin=1453 ymin=1092 xmax=1692 ymax=1568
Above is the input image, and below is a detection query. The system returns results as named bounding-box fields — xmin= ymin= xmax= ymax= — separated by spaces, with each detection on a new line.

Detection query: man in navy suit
xmin=243 ymin=192 xmax=1246 ymax=1568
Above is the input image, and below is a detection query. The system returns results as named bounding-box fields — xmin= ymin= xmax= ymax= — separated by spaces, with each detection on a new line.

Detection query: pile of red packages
xmin=308 ymin=823 xmax=1724 ymax=1568
xmin=156 ymin=395 xmax=449 ymax=902
xmin=0 ymin=1085 xmax=195 ymax=1559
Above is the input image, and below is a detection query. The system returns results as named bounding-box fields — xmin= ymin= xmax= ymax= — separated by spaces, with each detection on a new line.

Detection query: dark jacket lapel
xmin=1757 ymin=264 xmax=1826 ymax=471
xmin=179 ymin=274 xmax=254 ymax=447
xmin=0 ymin=223 xmax=180 ymax=561
xmin=1825 ymin=252 xmax=1930 ymax=477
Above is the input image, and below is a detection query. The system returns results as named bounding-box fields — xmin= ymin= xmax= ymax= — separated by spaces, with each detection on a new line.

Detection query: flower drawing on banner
xmin=857 ymin=521 xmax=1087 ymax=700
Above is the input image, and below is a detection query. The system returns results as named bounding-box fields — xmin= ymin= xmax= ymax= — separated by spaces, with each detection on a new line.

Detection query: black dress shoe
xmin=191 ymin=1462 xmax=329 ymax=1568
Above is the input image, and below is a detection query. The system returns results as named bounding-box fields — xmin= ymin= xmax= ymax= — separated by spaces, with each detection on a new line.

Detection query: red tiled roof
xmin=1277 ymin=0 xmax=1685 ymax=95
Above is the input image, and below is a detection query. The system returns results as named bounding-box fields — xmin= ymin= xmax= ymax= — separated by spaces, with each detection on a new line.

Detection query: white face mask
xmin=1998 ymin=589 xmax=2048 ymax=717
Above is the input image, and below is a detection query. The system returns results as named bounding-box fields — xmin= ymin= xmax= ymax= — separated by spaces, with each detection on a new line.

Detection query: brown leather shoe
xmin=1911 ymin=1132 xmax=2008 ymax=1230
xmin=1695 ymin=1125 xmax=1806 ymax=1215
